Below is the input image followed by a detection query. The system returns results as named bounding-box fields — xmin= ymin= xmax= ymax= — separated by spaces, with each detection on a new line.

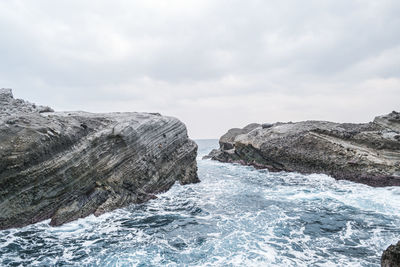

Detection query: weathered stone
xmin=382 ymin=241 xmax=400 ymax=267
xmin=219 ymin=123 xmax=260 ymax=150
xmin=0 ymin=89 xmax=199 ymax=230
xmin=205 ymin=112 xmax=400 ymax=187
xmin=262 ymin=123 xmax=273 ymax=129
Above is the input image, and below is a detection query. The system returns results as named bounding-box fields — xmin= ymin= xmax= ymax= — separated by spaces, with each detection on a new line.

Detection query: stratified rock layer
xmin=0 ymin=89 xmax=199 ymax=230
xmin=382 ymin=241 xmax=400 ymax=267
xmin=206 ymin=112 xmax=400 ymax=187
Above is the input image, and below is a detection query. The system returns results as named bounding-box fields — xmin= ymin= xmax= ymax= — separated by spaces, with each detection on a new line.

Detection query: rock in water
xmin=0 ymin=89 xmax=199 ymax=230
xmin=205 ymin=112 xmax=400 ymax=187
xmin=382 ymin=241 xmax=400 ymax=267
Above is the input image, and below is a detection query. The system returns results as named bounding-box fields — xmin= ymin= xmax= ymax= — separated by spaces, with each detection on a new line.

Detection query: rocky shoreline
xmin=207 ymin=112 xmax=400 ymax=266
xmin=0 ymin=89 xmax=199 ymax=230
xmin=206 ymin=112 xmax=400 ymax=187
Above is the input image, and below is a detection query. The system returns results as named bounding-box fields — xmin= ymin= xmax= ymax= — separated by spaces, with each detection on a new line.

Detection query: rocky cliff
xmin=0 ymin=89 xmax=199 ymax=230
xmin=206 ymin=112 xmax=400 ymax=187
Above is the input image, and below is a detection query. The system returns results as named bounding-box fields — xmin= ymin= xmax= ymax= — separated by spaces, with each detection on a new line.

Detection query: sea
xmin=0 ymin=139 xmax=399 ymax=266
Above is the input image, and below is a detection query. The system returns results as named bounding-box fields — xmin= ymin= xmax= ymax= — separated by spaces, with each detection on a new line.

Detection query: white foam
xmin=1 ymin=141 xmax=399 ymax=266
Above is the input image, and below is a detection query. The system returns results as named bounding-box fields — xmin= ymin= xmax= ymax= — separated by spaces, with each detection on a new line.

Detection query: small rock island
xmin=206 ymin=112 xmax=400 ymax=187
xmin=0 ymin=89 xmax=199 ymax=230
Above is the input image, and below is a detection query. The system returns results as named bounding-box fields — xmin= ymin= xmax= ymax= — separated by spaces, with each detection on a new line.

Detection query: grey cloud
xmin=0 ymin=0 xmax=399 ymax=138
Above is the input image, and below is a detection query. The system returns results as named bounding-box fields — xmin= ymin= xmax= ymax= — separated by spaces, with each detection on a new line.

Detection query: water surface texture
xmin=1 ymin=140 xmax=399 ymax=266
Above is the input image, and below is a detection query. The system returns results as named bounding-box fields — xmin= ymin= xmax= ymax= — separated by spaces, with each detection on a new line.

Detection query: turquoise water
xmin=0 ymin=139 xmax=399 ymax=266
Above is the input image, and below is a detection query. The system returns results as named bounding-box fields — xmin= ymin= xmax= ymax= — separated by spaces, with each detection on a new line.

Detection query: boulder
xmin=0 ymin=89 xmax=199 ymax=229
xmin=219 ymin=123 xmax=260 ymax=150
xmin=382 ymin=241 xmax=400 ymax=267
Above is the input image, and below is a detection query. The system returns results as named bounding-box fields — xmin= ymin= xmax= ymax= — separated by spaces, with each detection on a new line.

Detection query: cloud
xmin=0 ymin=0 xmax=399 ymax=138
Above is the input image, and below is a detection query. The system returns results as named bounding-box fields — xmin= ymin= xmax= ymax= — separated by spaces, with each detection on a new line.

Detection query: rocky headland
xmin=0 ymin=89 xmax=199 ymax=230
xmin=206 ymin=112 xmax=400 ymax=187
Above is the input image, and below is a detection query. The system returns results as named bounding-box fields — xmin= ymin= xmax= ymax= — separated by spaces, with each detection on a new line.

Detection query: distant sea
xmin=1 ymin=139 xmax=399 ymax=266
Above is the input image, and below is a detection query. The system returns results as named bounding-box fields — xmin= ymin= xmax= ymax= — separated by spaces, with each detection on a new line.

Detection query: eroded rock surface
xmin=382 ymin=241 xmax=400 ymax=267
xmin=0 ymin=89 xmax=199 ymax=229
xmin=206 ymin=112 xmax=400 ymax=187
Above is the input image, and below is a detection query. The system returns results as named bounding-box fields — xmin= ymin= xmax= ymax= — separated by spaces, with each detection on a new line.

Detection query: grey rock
xmin=0 ymin=89 xmax=199 ymax=230
xmin=218 ymin=123 xmax=260 ymax=150
xmin=0 ymin=88 xmax=13 ymax=100
xmin=202 ymin=148 xmax=222 ymax=159
xmin=382 ymin=241 xmax=400 ymax=267
xmin=0 ymin=88 xmax=54 ymax=115
xmin=206 ymin=112 xmax=400 ymax=187
xmin=262 ymin=123 xmax=273 ymax=129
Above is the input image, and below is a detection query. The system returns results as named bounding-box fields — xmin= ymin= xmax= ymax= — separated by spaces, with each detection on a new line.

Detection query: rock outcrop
xmin=206 ymin=112 xmax=400 ymax=187
xmin=382 ymin=241 xmax=400 ymax=267
xmin=0 ymin=89 xmax=199 ymax=230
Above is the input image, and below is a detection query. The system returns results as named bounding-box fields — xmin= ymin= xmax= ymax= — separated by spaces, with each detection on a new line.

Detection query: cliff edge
xmin=0 ymin=89 xmax=199 ymax=229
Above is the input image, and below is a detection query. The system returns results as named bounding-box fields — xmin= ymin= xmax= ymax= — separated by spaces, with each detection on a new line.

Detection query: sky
xmin=0 ymin=0 xmax=399 ymax=139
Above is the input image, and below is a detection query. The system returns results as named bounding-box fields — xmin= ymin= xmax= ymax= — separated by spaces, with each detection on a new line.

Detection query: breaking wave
xmin=1 ymin=140 xmax=399 ymax=266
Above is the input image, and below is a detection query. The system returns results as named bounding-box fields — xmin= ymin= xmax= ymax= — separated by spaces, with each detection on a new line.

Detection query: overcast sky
xmin=1 ymin=0 xmax=399 ymax=138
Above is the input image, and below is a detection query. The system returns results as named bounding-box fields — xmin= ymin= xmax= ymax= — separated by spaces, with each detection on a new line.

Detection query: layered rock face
xmin=0 ymin=89 xmax=199 ymax=230
xmin=206 ymin=112 xmax=400 ymax=187
xmin=382 ymin=241 xmax=400 ymax=267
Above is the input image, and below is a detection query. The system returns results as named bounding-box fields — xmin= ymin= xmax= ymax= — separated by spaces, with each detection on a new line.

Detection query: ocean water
xmin=1 ymin=139 xmax=400 ymax=267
